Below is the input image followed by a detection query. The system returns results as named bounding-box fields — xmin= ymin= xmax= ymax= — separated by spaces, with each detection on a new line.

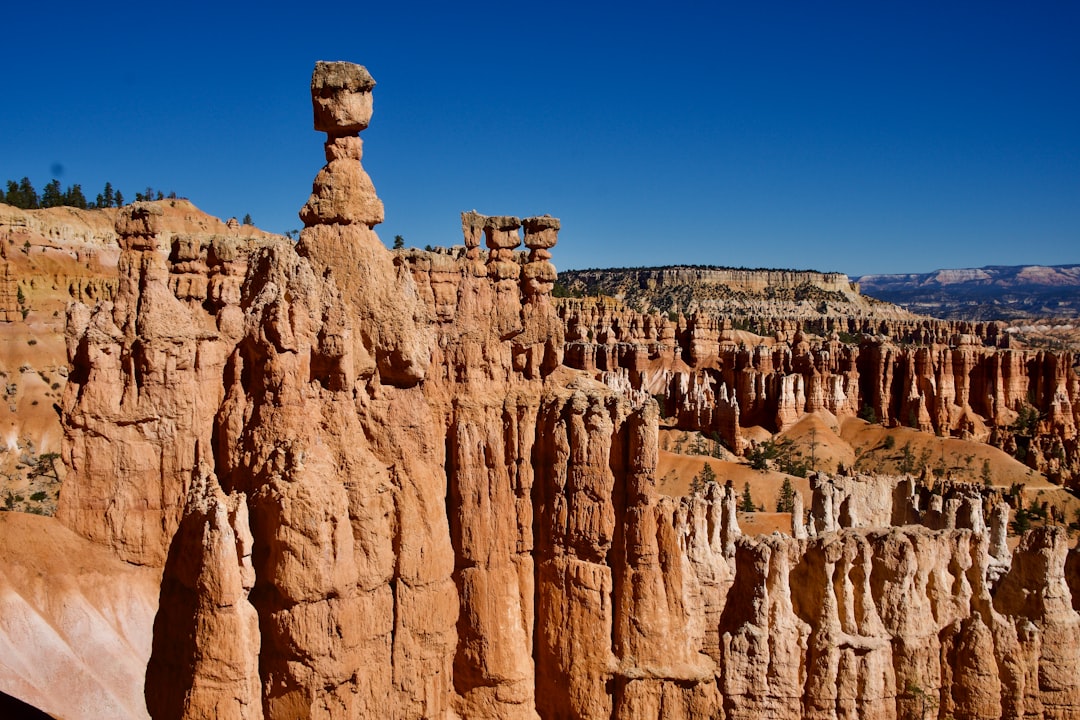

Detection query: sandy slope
xmin=657 ymin=415 xmax=1080 ymax=533
xmin=0 ymin=513 xmax=158 ymax=719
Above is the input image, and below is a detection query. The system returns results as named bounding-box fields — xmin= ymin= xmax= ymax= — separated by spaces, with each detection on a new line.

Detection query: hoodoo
xmin=0 ymin=61 xmax=1075 ymax=720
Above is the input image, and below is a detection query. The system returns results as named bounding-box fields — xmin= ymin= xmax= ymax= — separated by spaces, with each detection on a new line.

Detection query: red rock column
xmin=146 ymin=468 xmax=261 ymax=720
xmin=484 ymin=215 xmax=524 ymax=340
xmin=300 ymin=62 xmax=383 ymax=229
xmin=0 ymin=252 xmax=19 ymax=322
xmin=610 ymin=401 xmax=721 ymax=718
xmin=517 ymin=215 xmax=564 ymax=376
xmin=447 ymin=401 xmax=539 ymax=719
xmin=461 ymin=210 xmax=485 ymax=262
xmin=297 ymin=61 xmax=430 ymax=387
xmin=534 ymin=383 xmax=620 ymax=719
xmin=59 ymin=202 xmax=212 ymax=567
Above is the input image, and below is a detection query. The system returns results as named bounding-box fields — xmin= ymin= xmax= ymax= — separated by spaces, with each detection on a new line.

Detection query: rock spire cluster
xmin=1 ymin=60 xmax=1074 ymax=720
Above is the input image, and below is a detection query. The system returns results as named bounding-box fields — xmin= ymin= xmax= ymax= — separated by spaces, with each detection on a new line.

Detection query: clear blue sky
xmin=2 ymin=1 xmax=1077 ymax=276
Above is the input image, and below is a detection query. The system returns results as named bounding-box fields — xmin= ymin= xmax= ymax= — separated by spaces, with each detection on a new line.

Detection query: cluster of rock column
xmin=45 ymin=61 xmax=1080 ymax=720
xmin=58 ymin=202 xmax=238 ymax=566
xmin=559 ymin=299 xmax=1080 ymax=484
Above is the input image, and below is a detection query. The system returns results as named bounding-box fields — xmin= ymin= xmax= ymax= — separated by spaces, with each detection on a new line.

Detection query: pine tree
xmin=242 ymin=213 xmax=253 ymax=226
xmin=17 ymin=177 xmax=39 ymax=208
xmin=898 ymin=443 xmax=915 ymax=475
xmin=41 ymin=179 xmax=63 ymax=208
xmin=690 ymin=462 xmax=718 ymax=495
xmin=776 ymin=477 xmax=796 ymax=513
xmin=103 ymin=182 xmax=114 ymax=208
xmin=393 ymin=235 xmax=405 ymax=249
xmin=115 ymin=190 xmax=124 ymax=207
xmin=64 ymin=184 xmax=88 ymax=209
xmin=740 ymin=482 xmax=756 ymax=512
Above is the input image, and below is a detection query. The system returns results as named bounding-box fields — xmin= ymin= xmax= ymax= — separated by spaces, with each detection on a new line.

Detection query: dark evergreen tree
xmin=114 ymin=190 xmax=124 ymax=207
xmin=690 ymin=462 xmax=718 ymax=495
xmin=1012 ymin=506 xmax=1031 ymax=535
xmin=776 ymin=477 xmax=796 ymax=513
xmin=740 ymin=482 xmax=756 ymax=512
xmin=18 ymin=177 xmax=39 ymax=208
xmin=393 ymin=235 xmax=405 ymax=249
xmin=64 ymin=184 xmax=88 ymax=209
xmin=898 ymin=443 xmax=916 ymax=475
xmin=242 ymin=213 xmax=253 ymax=225
xmin=103 ymin=182 xmax=114 ymax=208
xmin=41 ymin=180 xmax=64 ymax=208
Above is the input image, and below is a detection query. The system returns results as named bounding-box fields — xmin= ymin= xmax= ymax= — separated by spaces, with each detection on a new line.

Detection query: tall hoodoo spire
xmin=300 ymin=61 xmax=384 ymax=228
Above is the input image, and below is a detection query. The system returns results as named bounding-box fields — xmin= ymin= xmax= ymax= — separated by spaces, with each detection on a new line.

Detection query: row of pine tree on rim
xmin=2 ymin=177 xmax=176 ymax=210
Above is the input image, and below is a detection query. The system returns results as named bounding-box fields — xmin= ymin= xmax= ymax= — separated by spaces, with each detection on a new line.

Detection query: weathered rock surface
xmin=0 ymin=198 xmax=279 ymax=515
xmin=559 ymin=299 xmax=1080 ymax=485
xmin=57 ymin=202 xmax=269 ymax=566
xmin=3 ymin=61 xmax=1077 ymax=720
xmin=0 ymin=512 xmax=158 ymax=720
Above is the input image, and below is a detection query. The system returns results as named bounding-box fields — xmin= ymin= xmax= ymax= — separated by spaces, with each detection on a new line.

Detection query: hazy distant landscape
xmin=857 ymin=263 xmax=1080 ymax=320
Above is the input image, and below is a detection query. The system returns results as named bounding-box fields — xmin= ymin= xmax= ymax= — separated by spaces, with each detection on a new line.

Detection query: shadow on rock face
xmin=0 ymin=690 xmax=54 ymax=720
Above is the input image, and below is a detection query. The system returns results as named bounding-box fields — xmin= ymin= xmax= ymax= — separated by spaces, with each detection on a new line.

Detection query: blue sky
xmin=2 ymin=1 xmax=1077 ymax=276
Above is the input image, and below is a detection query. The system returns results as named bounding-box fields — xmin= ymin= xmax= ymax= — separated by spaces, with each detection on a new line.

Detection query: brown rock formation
xmin=558 ymin=299 xmax=1080 ymax=486
xmin=0 ymin=198 xmax=278 ymax=513
xmin=0 ymin=251 xmax=19 ymax=323
xmin=8 ymin=61 xmax=1074 ymax=720
xmin=57 ymin=202 xmax=261 ymax=566
xmin=145 ymin=465 xmax=260 ymax=720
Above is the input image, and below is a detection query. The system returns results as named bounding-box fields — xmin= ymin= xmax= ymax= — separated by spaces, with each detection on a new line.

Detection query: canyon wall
xmin=32 ymin=61 xmax=1080 ymax=720
xmin=557 ymin=265 xmax=907 ymax=324
xmin=0 ymin=197 xmax=277 ymax=516
xmin=559 ymin=300 xmax=1080 ymax=486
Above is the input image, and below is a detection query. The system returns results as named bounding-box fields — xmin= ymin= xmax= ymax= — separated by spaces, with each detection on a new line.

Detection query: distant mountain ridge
xmin=856 ymin=263 xmax=1080 ymax=320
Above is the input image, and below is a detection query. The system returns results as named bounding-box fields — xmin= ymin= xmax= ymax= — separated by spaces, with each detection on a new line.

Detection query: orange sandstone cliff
xmin=5 ymin=61 xmax=1078 ymax=720
xmin=558 ymin=300 xmax=1080 ymax=486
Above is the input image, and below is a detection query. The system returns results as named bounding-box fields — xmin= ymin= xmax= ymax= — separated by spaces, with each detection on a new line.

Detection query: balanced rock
xmin=311 ymin=60 xmax=376 ymax=134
